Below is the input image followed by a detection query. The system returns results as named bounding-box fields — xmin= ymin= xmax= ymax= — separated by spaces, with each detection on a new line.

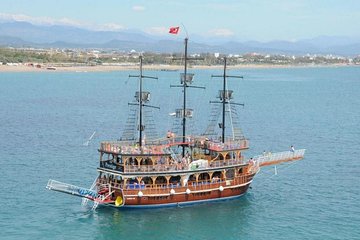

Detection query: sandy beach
xmin=0 ymin=63 xmax=355 ymax=72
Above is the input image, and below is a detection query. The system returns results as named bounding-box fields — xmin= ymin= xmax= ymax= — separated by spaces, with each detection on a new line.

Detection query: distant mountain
xmin=0 ymin=20 xmax=360 ymax=56
xmin=0 ymin=35 xmax=30 ymax=46
xmin=329 ymin=43 xmax=360 ymax=56
xmin=0 ymin=21 xmax=156 ymax=44
xmin=299 ymin=35 xmax=360 ymax=49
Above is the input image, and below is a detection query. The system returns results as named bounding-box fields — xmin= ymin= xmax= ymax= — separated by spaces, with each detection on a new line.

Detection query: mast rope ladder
xmin=229 ymin=104 xmax=244 ymax=140
xmin=143 ymin=108 xmax=158 ymax=140
xmin=203 ymin=103 xmax=221 ymax=136
xmin=121 ymin=107 xmax=138 ymax=140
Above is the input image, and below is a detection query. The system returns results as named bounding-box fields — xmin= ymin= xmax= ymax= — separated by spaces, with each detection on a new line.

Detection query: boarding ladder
xmin=46 ymin=179 xmax=103 ymax=210
xmin=81 ymin=178 xmax=98 ymax=206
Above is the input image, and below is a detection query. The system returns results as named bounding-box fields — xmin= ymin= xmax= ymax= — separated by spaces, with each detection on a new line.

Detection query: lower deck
xmin=97 ymin=173 xmax=255 ymax=207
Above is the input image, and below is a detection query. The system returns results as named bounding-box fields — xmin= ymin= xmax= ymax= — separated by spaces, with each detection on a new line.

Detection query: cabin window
xmin=141 ymin=157 xmax=153 ymax=166
xmin=212 ymin=171 xmax=222 ymax=182
xmin=226 ymin=169 xmax=235 ymax=179
xmin=188 ymin=174 xmax=196 ymax=184
xmin=155 ymin=176 xmax=167 ymax=185
xmin=126 ymin=157 xmax=138 ymax=166
xmin=199 ymin=173 xmax=210 ymax=182
xmin=141 ymin=177 xmax=153 ymax=185
xmin=169 ymin=176 xmax=181 ymax=185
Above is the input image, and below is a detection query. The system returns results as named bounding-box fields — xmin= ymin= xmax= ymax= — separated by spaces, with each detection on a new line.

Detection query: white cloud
xmin=97 ymin=23 xmax=124 ymax=31
xmin=0 ymin=13 xmax=125 ymax=31
xmin=132 ymin=5 xmax=145 ymax=11
xmin=57 ymin=17 xmax=85 ymax=27
xmin=208 ymin=28 xmax=234 ymax=37
xmin=0 ymin=13 xmax=53 ymax=25
xmin=145 ymin=26 xmax=168 ymax=35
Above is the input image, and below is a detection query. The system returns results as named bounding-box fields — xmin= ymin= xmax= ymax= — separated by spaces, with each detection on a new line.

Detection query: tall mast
xmin=221 ymin=57 xmax=227 ymax=144
xmin=129 ymin=55 xmax=158 ymax=147
xmin=171 ymin=38 xmax=204 ymax=157
xmin=211 ymin=57 xmax=243 ymax=143
xmin=182 ymin=38 xmax=188 ymax=154
xmin=139 ymin=56 xmax=144 ymax=147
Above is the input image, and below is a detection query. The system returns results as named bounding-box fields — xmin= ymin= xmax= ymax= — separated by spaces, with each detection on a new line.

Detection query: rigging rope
xmin=226 ymin=80 xmax=236 ymax=140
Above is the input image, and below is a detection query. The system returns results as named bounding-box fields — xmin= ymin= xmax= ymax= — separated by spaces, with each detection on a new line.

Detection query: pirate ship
xmin=46 ymin=38 xmax=305 ymax=209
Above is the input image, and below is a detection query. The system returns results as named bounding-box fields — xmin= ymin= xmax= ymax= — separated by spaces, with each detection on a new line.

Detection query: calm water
xmin=0 ymin=67 xmax=359 ymax=240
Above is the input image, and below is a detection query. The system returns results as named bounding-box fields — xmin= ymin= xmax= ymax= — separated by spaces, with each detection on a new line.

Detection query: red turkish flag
xmin=169 ymin=26 xmax=180 ymax=34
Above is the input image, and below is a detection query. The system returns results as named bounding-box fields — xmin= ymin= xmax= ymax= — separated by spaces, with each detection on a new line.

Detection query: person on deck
xmin=167 ymin=130 xmax=172 ymax=138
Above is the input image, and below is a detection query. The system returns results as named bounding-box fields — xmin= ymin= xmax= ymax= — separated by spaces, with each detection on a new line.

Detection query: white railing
xmin=99 ymin=136 xmax=249 ymax=155
xmin=206 ymin=139 xmax=249 ymax=151
xmin=123 ymin=157 xmax=245 ymax=173
xmin=209 ymin=157 xmax=244 ymax=168
xmin=46 ymin=179 xmax=99 ymax=199
xmin=252 ymin=149 xmax=306 ymax=166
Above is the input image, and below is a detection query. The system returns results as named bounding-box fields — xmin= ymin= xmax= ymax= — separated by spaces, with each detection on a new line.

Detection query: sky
xmin=1 ymin=0 xmax=360 ymax=42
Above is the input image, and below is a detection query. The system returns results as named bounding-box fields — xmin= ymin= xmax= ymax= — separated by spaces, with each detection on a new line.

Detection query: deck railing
xmin=206 ymin=139 xmax=249 ymax=151
xmin=46 ymin=179 xmax=100 ymax=199
xmin=253 ymin=149 xmax=306 ymax=167
xmin=99 ymin=137 xmax=249 ymax=155
xmin=100 ymin=142 xmax=165 ymax=155
xmin=100 ymin=149 xmax=304 ymax=174
xmin=98 ymin=174 xmax=251 ymax=195
xmin=122 ymin=157 xmax=245 ymax=173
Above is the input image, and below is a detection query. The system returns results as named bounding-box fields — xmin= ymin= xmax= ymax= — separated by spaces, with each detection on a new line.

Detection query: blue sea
xmin=0 ymin=66 xmax=359 ymax=240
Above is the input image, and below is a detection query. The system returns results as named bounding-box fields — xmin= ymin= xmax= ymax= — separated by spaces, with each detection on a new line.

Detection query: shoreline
xmin=0 ymin=63 xmax=357 ymax=73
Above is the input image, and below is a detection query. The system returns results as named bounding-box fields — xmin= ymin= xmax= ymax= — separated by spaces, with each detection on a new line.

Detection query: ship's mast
xmin=221 ymin=58 xmax=227 ymax=143
xmin=182 ymin=38 xmax=189 ymax=153
xmin=129 ymin=56 xmax=158 ymax=147
xmin=211 ymin=57 xmax=243 ymax=143
xmin=171 ymin=38 xmax=204 ymax=157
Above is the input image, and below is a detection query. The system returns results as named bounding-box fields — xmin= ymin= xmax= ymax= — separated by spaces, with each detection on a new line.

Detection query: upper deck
xmin=98 ymin=157 xmax=248 ymax=177
xmin=99 ymin=135 xmax=249 ymax=156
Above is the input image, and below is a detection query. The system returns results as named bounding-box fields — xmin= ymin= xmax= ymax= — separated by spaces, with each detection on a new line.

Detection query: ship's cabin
xmin=97 ymin=164 xmax=250 ymax=191
xmin=98 ymin=136 xmax=249 ymax=174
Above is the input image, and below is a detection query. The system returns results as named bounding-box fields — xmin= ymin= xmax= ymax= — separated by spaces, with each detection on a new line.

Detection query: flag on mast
xmin=169 ymin=26 xmax=180 ymax=34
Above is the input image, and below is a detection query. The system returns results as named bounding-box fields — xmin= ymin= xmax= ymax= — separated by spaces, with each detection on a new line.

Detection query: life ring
xmin=115 ymin=196 xmax=123 ymax=206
